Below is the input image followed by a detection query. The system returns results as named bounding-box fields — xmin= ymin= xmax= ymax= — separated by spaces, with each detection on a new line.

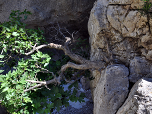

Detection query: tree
xmin=0 ymin=10 xmax=106 ymax=114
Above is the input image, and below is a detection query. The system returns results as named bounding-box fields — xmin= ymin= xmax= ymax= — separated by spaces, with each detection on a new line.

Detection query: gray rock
xmin=0 ymin=0 xmax=95 ymax=26
xmin=129 ymin=57 xmax=152 ymax=83
xmin=93 ymin=64 xmax=129 ymax=114
xmin=80 ymin=76 xmax=90 ymax=90
xmin=116 ymin=78 xmax=152 ymax=114
xmin=88 ymin=3 xmax=152 ymax=114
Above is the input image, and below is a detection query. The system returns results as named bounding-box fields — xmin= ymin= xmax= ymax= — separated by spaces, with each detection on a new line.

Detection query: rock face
xmin=88 ymin=0 xmax=152 ymax=96
xmin=94 ymin=64 xmax=129 ymax=114
xmin=116 ymin=78 xmax=152 ymax=114
xmin=0 ymin=0 xmax=95 ymax=26
xmin=88 ymin=0 xmax=152 ymax=113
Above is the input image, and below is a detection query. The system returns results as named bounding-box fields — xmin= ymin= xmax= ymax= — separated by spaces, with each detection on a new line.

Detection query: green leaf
xmin=69 ymin=95 xmax=78 ymax=102
xmin=55 ymin=93 xmax=62 ymax=98
xmin=6 ymin=33 xmax=11 ymax=38
xmin=44 ymin=63 xmax=49 ymax=67
xmin=2 ymin=87 xmax=9 ymax=92
xmin=47 ymin=103 xmax=54 ymax=109
xmin=68 ymin=81 xmax=78 ymax=89
xmin=0 ymin=70 xmax=4 ymax=73
xmin=62 ymin=98 xmax=69 ymax=107
xmin=12 ymin=32 xmax=19 ymax=36
xmin=56 ymin=61 xmax=60 ymax=66
xmin=0 ymin=55 xmax=4 ymax=58
xmin=16 ymin=85 xmax=22 ymax=90
xmin=24 ymin=97 xmax=32 ymax=103
xmin=54 ymin=99 xmax=62 ymax=112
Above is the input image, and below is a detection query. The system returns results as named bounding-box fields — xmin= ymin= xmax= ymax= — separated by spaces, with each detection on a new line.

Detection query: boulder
xmin=129 ymin=57 xmax=152 ymax=83
xmin=0 ymin=0 xmax=95 ymax=26
xmin=93 ymin=64 xmax=129 ymax=114
xmin=116 ymin=78 xmax=152 ymax=114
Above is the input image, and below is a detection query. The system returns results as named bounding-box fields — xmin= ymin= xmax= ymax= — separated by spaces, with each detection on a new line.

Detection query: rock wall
xmin=0 ymin=0 xmax=95 ymax=26
xmin=88 ymin=0 xmax=152 ymax=113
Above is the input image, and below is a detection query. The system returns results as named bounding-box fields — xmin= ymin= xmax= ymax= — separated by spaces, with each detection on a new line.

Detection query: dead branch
xmin=24 ymin=76 xmax=62 ymax=92
xmin=25 ymin=44 xmax=48 ymax=55
xmin=24 ymin=37 xmax=106 ymax=92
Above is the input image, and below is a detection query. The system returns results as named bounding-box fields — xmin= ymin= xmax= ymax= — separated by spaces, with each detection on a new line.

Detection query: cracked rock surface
xmin=88 ymin=0 xmax=152 ymax=113
xmin=116 ymin=78 xmax=152 ymax=114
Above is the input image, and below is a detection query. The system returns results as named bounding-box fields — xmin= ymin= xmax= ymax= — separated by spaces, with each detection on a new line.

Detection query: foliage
xmin=0 ymin=10 xmax=86 ymax=114
xmin=140 ymin=0 xmax=152 ymax=15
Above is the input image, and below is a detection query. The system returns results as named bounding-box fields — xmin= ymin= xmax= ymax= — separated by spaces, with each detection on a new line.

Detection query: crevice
xmin=108 ymin=4 xmax=131 ymax=6
xmin=147 ymin=14 xmax=151 ymax=34
xmin=128 ymin=81 xmax=135 ymax=91
xmin=123 ymin=25 xmax=129 ymax=32
xmin=115 ymin=81 xmax=135 ymax=114
xmin=124 ymin=6 xmax=130 ymax=19
xmin=115 ymin=67 xmax=135 ymax=114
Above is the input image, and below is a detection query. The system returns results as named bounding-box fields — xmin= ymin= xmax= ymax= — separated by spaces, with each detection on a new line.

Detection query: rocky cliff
xmin=88 ymin=0 xmax=152 ymax=113
xmin=0 ymin=0 xmax=95 ymax=26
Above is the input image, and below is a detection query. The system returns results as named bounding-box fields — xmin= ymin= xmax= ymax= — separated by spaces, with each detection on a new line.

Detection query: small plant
xmin=140 ymin=0 xmax=152 ymax=15
xmin=0 ymin=10 xmax=86 ymax=114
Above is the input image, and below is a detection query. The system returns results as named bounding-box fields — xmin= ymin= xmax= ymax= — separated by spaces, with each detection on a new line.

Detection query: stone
xmin=141 ymin=49 xmax=152 ymax=61
xmin=109 ymin=0 xmax=132 ymax=4
xmin=107 ymin=5 xmax=130 ymax=33
xmin=131 ymin=0 xmax=152 ymax=10
xmin=122 ymin=11 xmax=148 ymax=38
xmin=129 ymin=57 xmax=152 ymax=83
xmin=89 ymin=70 xmax=101 ymax=98
xmin=93 ymin=64 xmax=129 ymax=114
xmin=131 ymin=0 xmax=145 ymax=9
xmin=140 ymin=33 xmax=152 ymax=50
xmin=149 ymin=18 xmax=152 ymax=33
xmin=0 ymin=0 xmax=95 ymax=26
xmin=116 ymin=78 xmax=152 ymax=114
xmin=112 ymin=38 xmax=138 ymax=64
xmin=80 ymin=76 xmax=90 ymax=90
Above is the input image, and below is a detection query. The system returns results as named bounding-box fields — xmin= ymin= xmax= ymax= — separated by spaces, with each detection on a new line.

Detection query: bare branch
xmin=26 ymin=80 xmax=46 ymax=84
xmin=23 ymin=36 xmax=107 ymax=92
xmin=24 ymin=83 xmax=44 ymax=92
xmin=25 ymin=44 xmax=48 ymax=55
xmin=60 ymin=61 xmax=105 ymax=73
xmin=25 ymin=37 xmax=106 ymax=69
xmin=24 ymin=76 xmax=62 ymax=92
xmin=61 ymin=62 xmax=91 ymax=71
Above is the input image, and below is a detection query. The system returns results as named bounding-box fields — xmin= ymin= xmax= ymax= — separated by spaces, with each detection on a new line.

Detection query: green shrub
xmin=0 ymin=10 xmax=85 ymax=114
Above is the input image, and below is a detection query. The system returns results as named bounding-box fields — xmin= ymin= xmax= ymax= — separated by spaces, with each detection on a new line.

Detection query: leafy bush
xmin=0 ymin=10 xmax=85 ymax=114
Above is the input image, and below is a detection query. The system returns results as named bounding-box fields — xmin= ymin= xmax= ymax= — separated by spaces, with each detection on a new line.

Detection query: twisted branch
xmin=24 ymin=37 xmax=106 ymax=92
